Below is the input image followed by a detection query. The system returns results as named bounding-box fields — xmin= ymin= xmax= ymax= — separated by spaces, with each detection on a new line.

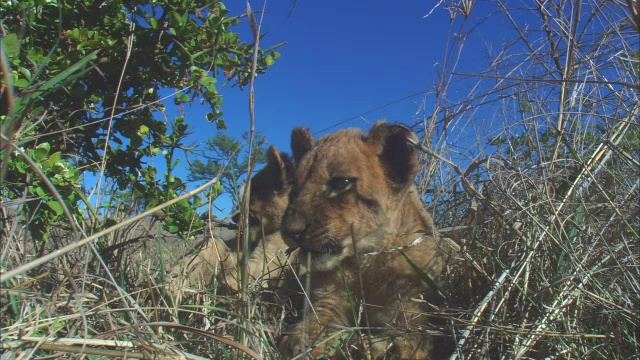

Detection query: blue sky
xmin=161 ymin=0 xmax=515 ymax=216
xmin=186 ymin=0 xmax=492 ymax=139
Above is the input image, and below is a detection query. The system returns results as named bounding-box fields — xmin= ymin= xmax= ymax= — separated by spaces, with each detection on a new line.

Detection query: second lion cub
xmin=280 ymin=122 xmax=446 ymax=359
xmin=172 ymin=146 xmax=294 ymax=290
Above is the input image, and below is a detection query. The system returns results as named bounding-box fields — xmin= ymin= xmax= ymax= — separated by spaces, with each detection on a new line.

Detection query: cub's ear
xmin=291 ymin=127 xmax=314 ymax=164
xmin=265 ymin=145 xmax=293 ymax=191
xmin=367 ymin=121 xmax=419 ymax=190
xmin=266 ymin=145 xmax=283 ymax=168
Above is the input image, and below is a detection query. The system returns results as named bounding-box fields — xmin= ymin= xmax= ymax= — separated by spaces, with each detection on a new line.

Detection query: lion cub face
xmin=282 ymin=122 xmax=421 ymax=271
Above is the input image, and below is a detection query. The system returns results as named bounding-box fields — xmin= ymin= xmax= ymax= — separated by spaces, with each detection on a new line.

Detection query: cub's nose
xmin=281 ymin=206 xmax=307 ymax=248
xmin=281 ymin=227 xmax=303 ymax=248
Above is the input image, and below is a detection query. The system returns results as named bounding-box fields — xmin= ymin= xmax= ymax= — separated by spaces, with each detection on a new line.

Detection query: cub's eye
xmin=326 ymin=177 xmax=355 ymax=196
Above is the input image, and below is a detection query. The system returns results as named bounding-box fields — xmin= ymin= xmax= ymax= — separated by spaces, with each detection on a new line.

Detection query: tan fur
xmin=170 ymin=236 xmax=234 ymax=286
xmin=279 ymin=122 xmax=446 ymax=359
xmin=171 ymin=146 xmax=295 ymax=290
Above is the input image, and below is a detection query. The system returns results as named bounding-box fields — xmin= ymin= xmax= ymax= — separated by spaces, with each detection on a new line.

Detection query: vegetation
xmin=188 ymin=131 xmax=268 ymax=208
xmin=1 ymin=0 xmax=638 ymax=359
xmin=1 ymin=0 xmax=280 ymax=358
xmin=1 ymin=0 xmax=280 ymax=241
xmin=417 ymin=0 xmax=639 ymax=357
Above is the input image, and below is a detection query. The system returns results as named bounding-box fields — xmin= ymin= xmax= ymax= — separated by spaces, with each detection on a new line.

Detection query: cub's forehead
xmin=317 ymin=129 xmax=367 ymax=154
xmin=296 ymin=128 xmax=371 ymax=179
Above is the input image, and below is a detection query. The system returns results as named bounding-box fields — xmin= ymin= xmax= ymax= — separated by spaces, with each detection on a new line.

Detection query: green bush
xmin=1 ymin=0 xmax=281 ymax=241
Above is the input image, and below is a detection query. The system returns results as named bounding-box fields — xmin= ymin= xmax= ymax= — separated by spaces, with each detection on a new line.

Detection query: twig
xmin=362 ymin=235 xmax=429 ymax=256
xmin=350 ymin=222 xmax=374 ymax=358
xmin=238 ymin=0 xmax=267 ymax=350
xmin=93 ymin=14 xmax=136 ymax=214
xmin=1 ymin=336 xmax=136 ymax=349
xmin=450 ymin=72 xmax=640 ymax=90
xmin=2 ymin=343 xmax=148 ymax=359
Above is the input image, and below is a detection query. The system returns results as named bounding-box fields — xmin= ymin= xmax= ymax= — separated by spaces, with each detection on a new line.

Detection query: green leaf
xmin=19 ymin=67 xmax=32 ymax=81
xmin=138 ymin=125 xmax=150 ymax=136
xmin=47 ymin=201 xmax=64 ymax=216
xmin=47 ymin=151 xmax=62 ymax=166
xmin=200 ymin=76 xmax=216 ymax=86
xmin=15 ymin=160 xmax=27 ymax=174
xmin=169 ymin=11 xmax=181 ymax=26
xmin=149 ymin=17 xmax=158 ymax=29
xmin=3 ymin=33 xmax=19 ymax=60
xmin=34 ymin=143 xmax=51 ymax=162
xmin=13 ymin=78 xmax=29 ymax=88
xmin=181 ymin=12 xmax=189 ymax=26
xmin=34 ymin=186 xmax=47 ymax=198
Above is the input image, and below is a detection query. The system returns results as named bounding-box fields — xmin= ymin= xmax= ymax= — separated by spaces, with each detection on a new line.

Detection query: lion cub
xmin=279 ymin=122 xmax=446 ymax=359
xmin=172 ymin=146 xmax=294 ymax=290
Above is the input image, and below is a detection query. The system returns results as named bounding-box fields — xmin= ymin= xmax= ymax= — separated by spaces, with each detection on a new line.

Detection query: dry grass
xmin=414 ymin=0 xmax=639 ymax=358
xmin=1 ymin=206 xmax=295 ymax=359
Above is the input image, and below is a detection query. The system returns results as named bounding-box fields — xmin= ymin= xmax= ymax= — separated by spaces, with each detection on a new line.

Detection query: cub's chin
xmin=308 ymin=252 xmax=341 ymax=272
xmin=299 ymin=242 xmax=346 ymax=272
